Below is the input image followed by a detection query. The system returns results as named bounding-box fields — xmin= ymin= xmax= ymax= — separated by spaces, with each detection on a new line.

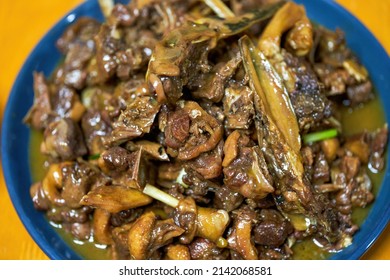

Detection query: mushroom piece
xmin=164 ymin=244 xmax=191 ymax=260
xmin=127 ymin=211 xmax=184 ymax=260
xmin=143 ymin=184 xmax=230 ymax=245
xmin=227 ymin=207 xmax=258 ymax=260
xmin=80 ymin=185 xmax=153 ymax=213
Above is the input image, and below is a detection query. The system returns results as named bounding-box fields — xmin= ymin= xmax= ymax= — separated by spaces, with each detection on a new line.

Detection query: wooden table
xmin=0 ymin=0 xmax=389 ymax=260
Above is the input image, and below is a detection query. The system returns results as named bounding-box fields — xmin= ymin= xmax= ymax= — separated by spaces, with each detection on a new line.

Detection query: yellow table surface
xmin=0 ymin=0 xmax=389 ymax=260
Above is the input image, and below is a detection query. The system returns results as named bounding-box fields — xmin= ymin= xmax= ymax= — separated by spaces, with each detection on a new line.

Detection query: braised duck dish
xmin=25 ymin=0 xmax=388 ymax=260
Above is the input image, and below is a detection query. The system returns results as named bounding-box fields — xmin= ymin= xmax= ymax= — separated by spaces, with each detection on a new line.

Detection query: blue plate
xmin=1 ymin=0 xmax=390 ymax=260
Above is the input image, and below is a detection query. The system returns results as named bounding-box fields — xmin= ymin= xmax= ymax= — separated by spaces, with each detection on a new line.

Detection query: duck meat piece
xmin=102 ymin=91 xmax=160 ymax=146
xmin=346 ymin=81 xmax=374 ymax=106
xmin=189 ymin=50 xmax=242 ymax=103
xmin=223 ymin=83 xmax=255 ymax=130
xmin=368 ymin=125 xmax=388 ymax=173
xmin=60 ymin=161 xmax=103 ymax=208
xmin=56 ymin=17 xmax=101 ymax=54
xmin=98 ymin=147 xmax=155 ymax=189
xmin=313 ymin=152 xmax=330 ymax=184
xmin=125 ymin=140 xmax=169 ymax=161
xmin=46 ymin=205 xmax=92 ymax=225
xmin=81 ymin=110 xmax=112 ymax=155
xmin=68 ymin=221 xmax=93 ymax=241
xmin=24 ymin=72 xmax=52 ymax=130
xmin=186 ymin=140 xmax=224 ymax=179
xmin=222 ymin=130 xmax=274 ymax=200
xmin=253 ymin=209 xmax=293 ymax=247
xmin=164 ymin=107 xmax=191 ymax=149
xmin=189 ymin=237 xmax=229 ymax=260
xmin=181 ymin=168 xmax=220 ymax=204
xmin=94 ymin=24 xmax=140 ymax=82
xmin=257 ymin=245 xmax=292 ymax=260
xmin=231 ymin=0 xmax=284 ymax=15
xmin=223 ymin=131 xmax=274 ymax=200
xmin=282 ymin=51 xmax=334 ymax=132
xmin=110 ymin=208 xmax=143 ymax=227
xmin=351 ymin=172 xmax=374 ymax=208
xmin=164 ymin=101 xmax=223 ymax=160
xmin=52 ymin=85 xmax=86 ymax=121
xmin=173 ymin=196 xmax=198 ymax=244
xmin=25 ymin=75 xmax=86 ymax=131
xmin=54 ymin=17 xmax=101 ymax=88
xmin=169 ymin=195 xmax=230 ymax=244
xmin=41 ymin=118 xmax=87 ymax=161
xmin=213 ymin=185 xmax=244 ymax=212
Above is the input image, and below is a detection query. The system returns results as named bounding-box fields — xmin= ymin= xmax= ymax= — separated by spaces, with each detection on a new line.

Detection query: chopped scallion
xmin=203 ymin=0 xmax=235 ymax=18
xmin=88 ymin=154 xmax=101 ymax=160
xmin=303 ymin=128 xmax=338 ymax=144
xmin=143 ymin=184 xmax=179 ymax=208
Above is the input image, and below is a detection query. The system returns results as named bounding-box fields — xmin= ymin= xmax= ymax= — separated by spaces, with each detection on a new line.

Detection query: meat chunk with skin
xmin=69 ymin=222 xmax=92 ymax=241
xmin=25 ymin=74 xmax=86 ymax=131
xmin=369 ymin=125 xmax=388 ymax=173
xmin=110 ymin=208 xmax=143 ymax=227
xmin=164 ymin=101 xmax=223 ymax=161
xmin=189 ymin=51 xmax=242 ymax=103
xmin=147 ymin=3 xmax=284 ymax=104
xmin=257 ymin=245 xmax=292 ymax=260
xmin=102 ymin=92 xmax=160 ymax=147
xmin=56 ymin=17 xmax=100 ymax=54
xmin=282 ymin=51 xmax=334 ymax=132
xmin=55 ymin=17 xmax=101 ymax=88
xmin=351 ymin=172 xmax=374 ymax=208
xmin=186 ymin=140 xmax=224 ymax=180
xmin=223 ymin=131 xmax=274 ymax=200
xmin=164 ymin=108 xmax=190 ymax=149
xmin=24 ymin=72 xmax=52 ymax=130
xmin=41 ymin=118 xmax=87 ymax=161
xmin=98 ymin=147 xmax=155 ymax=189
xmin=223 ymin=84 xmax=255 ymax=130
xmin=189 ymin=237 xmax=229 ymax=260
xmin=253 ymin=209 xmax=293 ymax=247
xmin=346 ymin=81 xmax=373 ymax=106
xmin=81 ymin=110 xmax=111 ymax=155
xmin=313 ymin=26 xmax=373 ymax=107
xmin=214 ymin=185 xmax=244 ymax=212
xmin=60 ymin=161 xmax=101 ymax=208
xmin=313 ymin=152 xmax=330 ymax=184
